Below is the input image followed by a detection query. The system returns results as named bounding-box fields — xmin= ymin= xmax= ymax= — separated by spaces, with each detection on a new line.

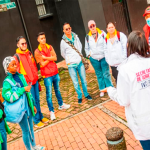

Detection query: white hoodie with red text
xmin=108 ymin=53 xmax=150 ymax=140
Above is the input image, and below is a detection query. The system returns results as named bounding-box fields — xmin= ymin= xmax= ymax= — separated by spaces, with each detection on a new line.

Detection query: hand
xmin=101 ymin=88 xmax=107 ymax=93
xmin=24 ymin=86 xmax=32 ymax=92
xmin=88 ymin=55 xmax=91 ymax=59
xmin=42 ymin=55 xmax=47 ymax=60
xmin=34 ymin=106 xmax=37 ymax=114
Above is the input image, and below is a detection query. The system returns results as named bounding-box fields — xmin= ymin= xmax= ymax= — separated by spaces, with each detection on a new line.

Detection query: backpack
xmin=3 ymin=78 xmax=26 ymax=123
xmin=105 ymin=31 xmax=120 ymax=44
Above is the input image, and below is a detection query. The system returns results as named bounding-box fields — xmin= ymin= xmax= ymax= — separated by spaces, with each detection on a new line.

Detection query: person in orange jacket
xmin=34 ymin=32 xmax=70 ymax=120
xmin=14 ymin=36 xmax=49 ymax=128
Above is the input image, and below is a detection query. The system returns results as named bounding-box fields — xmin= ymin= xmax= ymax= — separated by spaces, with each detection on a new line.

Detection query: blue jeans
xmin=68 ymin=62 xmax=89 ymax=99
xmin=44 ymin=74 xmax=63 ymax=112
xmin=90 ymin=57 xmax=113 ymax=90
xmin=140 ymin=140 xmax=150 ymax=150
xmin=0 ymin=120 xmax=7 ymax=150
xmin=31 ymin=81 xmax=43 ymax=124
xmin=19 ymin=111 xmax=36 ymax=150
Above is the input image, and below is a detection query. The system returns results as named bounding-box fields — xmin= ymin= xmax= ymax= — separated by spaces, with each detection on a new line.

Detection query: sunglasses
xmin=21 ymin=42 xmax=27 ymax=46
xmin=65 ymin=27 xmax=71 ymax=31
xmin=90 ymin=24 xmax=96 ymax=29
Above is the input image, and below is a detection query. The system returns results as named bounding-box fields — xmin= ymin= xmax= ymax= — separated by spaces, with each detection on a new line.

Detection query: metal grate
xmin=35 ymin=0 xmax=47 ymax=16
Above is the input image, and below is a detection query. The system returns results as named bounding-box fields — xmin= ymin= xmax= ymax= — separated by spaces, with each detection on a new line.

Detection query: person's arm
xmin=60 ymin=40 xmax=66 ymax=59
xmin=120 ymin=33 xmax=127 ymax=60
xmin=40 ymin=60 xmax=50 ymax=67
xmin=85 ymin=36 xmax=90 ymax=57
xmin=34 ymin=50 xmax=50 ymax=67
xmin=107 ymin=68 xmax=130 ymax=107
xmin=104 ymin=39 xmax=109 ymax=64
xmin=77 ymin=36 xmax=82 ymax=53
xmin=2 ymin=80 xmax=31 ymax=103
xmin=41 ymin=47 xmax=57 ymax=61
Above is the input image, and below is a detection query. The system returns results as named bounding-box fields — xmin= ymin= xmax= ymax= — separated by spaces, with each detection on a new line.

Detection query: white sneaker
xmin=50 ymin=111 xmax=56 ymax=121
xmin=100 ymin=92 xmax=104 ymax=97
xmin=58 ymin=103 xmax=70 ymax=110
xmin=32 ymin=145 xmax=45 ymax=150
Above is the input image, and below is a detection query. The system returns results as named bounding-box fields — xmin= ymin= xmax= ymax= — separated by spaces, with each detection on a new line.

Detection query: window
xmin=35 ymin=0 xmax=47 ymax=16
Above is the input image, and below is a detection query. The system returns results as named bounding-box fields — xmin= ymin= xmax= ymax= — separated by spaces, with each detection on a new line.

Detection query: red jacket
xmin=14 ymin=49 xmax=38 ymax=85
xmin=35 ymin=44 xmax=58 ymax=78
xmin=143 ymin=24 xmax=150 ymax=44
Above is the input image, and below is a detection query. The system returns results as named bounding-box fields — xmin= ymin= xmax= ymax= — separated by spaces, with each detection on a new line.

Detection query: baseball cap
xmin=143 ymin=6 xmax=150 ymax=17
xmin=88 ymin=20 xmax=96 ymax=28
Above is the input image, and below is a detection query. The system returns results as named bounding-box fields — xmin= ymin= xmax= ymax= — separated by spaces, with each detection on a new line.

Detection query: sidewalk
xmin=7 ymin=60 xmax=143 ymax=149
xmin=7 ymin=60 xmax=109 ymax=142
xmin=8 ymin=105 xmax=142 ymax=150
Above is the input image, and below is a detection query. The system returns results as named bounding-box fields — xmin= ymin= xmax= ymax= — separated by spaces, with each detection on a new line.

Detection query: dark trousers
xmin=140 ymin=140 xmax=150 ymax=150
xmin=111 ymin=66 xmax=118 ymax=83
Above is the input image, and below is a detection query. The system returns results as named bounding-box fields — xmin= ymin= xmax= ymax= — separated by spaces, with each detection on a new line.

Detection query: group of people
xmin=1 ymin=5 xmax=150 ymax=150
xmin=61 ymin=20 xmax=127 ymax=98
xmin=0 ymin=20 xmax=127 ymax=150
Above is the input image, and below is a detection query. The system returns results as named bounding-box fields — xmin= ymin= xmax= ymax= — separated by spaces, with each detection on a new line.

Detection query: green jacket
xmin=2 ymin=72 xmax=35 ymax=117
xmin=0 ymin=133 xmax=3 ymax=150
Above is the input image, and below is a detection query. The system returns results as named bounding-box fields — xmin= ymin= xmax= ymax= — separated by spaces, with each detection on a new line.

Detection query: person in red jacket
xmin=34 ymin=32 xmax=70 ymax=121
xmin=14 ymin=36 xmax=49 ymax=128
xmin=143 ymin=6 xmax=150 ymax=47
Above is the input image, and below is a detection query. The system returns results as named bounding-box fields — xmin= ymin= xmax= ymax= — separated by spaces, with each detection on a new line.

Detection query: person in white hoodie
xmin=60 ymin=23 xmax=92 ymax=104
xmin=85 ymin=20 xmax=113 ymax=97
xmin=104 ymin=31 xmax=150 ymax=150
xmin=105 ymin=22 xmax=127 ymax=82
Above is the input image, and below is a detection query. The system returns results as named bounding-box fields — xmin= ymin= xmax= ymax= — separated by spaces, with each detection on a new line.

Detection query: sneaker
xmin=50 ymin=111 xmax=56 ymax=121
xmin=78 ymin=98 xmax=82 ymax=104
xmin=85 ymin=95 xmax=92 ymax=100
xmin=41 ymin=118 xmax=49 ymax=123
xmin=58 ymin=103 xmax=70 ymax=110
xmin=100 ymin=92 xmax=104 ymax=97
xmin=32 ymin=145 xmax=45 ymax=150
xmin=34 ymin=122 xmax=44 ymax=128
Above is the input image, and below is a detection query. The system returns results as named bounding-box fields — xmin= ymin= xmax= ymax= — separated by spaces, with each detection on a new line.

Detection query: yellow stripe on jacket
xmin=88 ymin=28 xmax=102 ymax=36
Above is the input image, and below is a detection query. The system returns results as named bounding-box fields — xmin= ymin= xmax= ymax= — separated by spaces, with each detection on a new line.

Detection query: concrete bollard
xmin=106 ymin=127 xmax=127 ymax=150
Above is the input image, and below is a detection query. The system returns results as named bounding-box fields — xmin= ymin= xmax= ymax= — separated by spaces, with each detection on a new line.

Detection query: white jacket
xmin=104 ymin=32 xmax=127 ymax=67
xmin=60 ymin=32 xmax=82 ymax=65
xmin=85 ymin=29 xmax=106 ymax=60
xmin=108 ymin=53 xmax=150 ymax=140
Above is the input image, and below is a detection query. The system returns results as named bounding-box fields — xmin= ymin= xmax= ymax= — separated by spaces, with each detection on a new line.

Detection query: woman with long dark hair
xmin=104 ymin=31 xmax=150 ymax=150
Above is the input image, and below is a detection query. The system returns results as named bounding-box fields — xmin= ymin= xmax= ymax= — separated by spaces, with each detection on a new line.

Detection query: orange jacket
xmin=143 ymin=24 xmax=150 ymax=44
xmin=35 ymin=44 xmax=58 ymax=78
xmin=14 ymin=49 xmax=38 ymax=85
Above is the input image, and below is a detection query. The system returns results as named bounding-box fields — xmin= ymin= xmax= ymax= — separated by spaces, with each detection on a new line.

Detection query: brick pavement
xmin=103 ymin=100 xmax=126 ymax=121
xmin=6 ymin=60 xmax=143 ymax=149
xmin=8 ymin=107 xmax=142 ymax=150
xmin=7 ymin=60 xmax=110 ymax=142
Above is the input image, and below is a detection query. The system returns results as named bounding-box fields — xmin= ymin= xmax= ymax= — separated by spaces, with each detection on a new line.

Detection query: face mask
xmin=146 ymin=18 xmax=150 ymax=27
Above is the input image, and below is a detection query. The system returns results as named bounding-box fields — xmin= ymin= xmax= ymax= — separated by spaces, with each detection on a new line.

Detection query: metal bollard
xmin=106 ymin=127 xmax=127 ymax=150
